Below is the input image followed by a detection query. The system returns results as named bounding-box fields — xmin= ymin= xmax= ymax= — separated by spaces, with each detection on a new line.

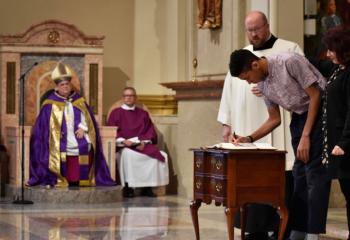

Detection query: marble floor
xmin=0 ymin=195 xmax=348 ymax=240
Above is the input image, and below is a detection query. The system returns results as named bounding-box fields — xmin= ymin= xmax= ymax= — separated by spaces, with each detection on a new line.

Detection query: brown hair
xmin=323 ymin=26 xmax=350 ymax=66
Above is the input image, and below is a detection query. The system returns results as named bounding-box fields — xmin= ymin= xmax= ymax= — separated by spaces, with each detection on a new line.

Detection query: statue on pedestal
xmin=197 ymin=0 xmax=222 ymax=29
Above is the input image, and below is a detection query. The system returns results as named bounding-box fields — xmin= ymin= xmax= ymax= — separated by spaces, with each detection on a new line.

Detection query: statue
xmin=197 ymin=0 xmax=222 ymax=29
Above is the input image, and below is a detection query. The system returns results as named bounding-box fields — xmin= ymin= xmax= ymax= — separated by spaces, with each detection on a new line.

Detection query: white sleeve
xmin=217 ymin=71 xmax=233 ymax=125
xmin=292 ymin=43 xmax=304 ymax=56
xmin=116 ymin=137 xmax=125 ymax=144
xmin=78 ymin=112 xmax=88 ymax=132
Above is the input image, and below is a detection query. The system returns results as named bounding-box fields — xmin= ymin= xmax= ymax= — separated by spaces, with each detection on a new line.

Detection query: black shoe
xmin=122 ymin=186 xmax=134 ymax=198
xmin=140 ymin=187 xmax=156 ymax=197
xmin=68 ymin=181 xmax=80 ymax=190
xmin=245 ymin=232 xmax=269 ymax=240
xmin=69 ymin=181 xmax=79 ymax=186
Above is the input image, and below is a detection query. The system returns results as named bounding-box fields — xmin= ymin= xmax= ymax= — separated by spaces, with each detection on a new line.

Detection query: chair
xmin=0 ymin=145 xmax=9 ymax=197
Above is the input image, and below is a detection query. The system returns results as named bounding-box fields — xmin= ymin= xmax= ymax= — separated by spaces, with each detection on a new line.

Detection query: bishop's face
xmin=56 ymin=80 xmax=72 ymax=98
xmin=122 ymin=89 xmax=137 ymax=107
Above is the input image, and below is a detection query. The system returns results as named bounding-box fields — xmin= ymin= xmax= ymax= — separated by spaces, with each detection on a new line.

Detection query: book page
xmin=116 ymin=137 xmax=141 ymax=147
xmin=207 ymin=142 xmax=276 ymax=150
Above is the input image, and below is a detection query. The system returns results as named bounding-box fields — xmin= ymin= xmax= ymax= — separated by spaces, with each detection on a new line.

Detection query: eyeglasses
xmin=245 ymin=23 xmax=267 ymax=34
xmin=123 ymin=94 xmax=135 ymax=97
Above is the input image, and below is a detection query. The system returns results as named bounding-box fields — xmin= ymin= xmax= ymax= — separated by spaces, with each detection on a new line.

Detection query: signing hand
xmin=75 ymin=128 xmax=85 ymax=139
xmin=332 ymin=145 xmax=345 ymax=155
xmin=297 ymin=136 xmax=310 ymax=163
xmin=232 ymin=133 xmax=250 ymax=144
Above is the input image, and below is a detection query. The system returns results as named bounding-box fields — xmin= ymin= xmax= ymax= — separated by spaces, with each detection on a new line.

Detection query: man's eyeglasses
xmin=245 ymin=23 xmax=267 ymax=34
xmin=123 ymin=94 xmax=135 ymax=97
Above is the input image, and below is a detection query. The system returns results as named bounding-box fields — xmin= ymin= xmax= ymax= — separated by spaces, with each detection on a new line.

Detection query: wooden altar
xmin=0 ymin=20 xmax=117 ymax=189
xmin=190 ymin=148 xmax=287 ymax=240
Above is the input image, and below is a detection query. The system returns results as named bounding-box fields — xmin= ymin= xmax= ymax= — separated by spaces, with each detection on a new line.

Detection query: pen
xmin=233 ymin=131 xmax=237 ymax=139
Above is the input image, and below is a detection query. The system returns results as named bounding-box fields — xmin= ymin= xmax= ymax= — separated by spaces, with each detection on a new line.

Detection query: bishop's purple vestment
xmin=27 ymin=91 xmax=115 ymax=187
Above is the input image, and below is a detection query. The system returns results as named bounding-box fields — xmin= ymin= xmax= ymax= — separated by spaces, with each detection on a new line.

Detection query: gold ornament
xmin=48 ymin=30 xmax=60 ymax=44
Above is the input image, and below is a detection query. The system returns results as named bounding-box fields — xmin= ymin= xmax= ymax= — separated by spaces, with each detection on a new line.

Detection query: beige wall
xmin=275 ymin=0 xmax=304 ymax=49
xmin=176 ymin=100 xmax=222 ymax=197
xmin=134 ymin=0 xmax=186 ymax=94
xmin=188 ymin=0 xmax=246 ymax=80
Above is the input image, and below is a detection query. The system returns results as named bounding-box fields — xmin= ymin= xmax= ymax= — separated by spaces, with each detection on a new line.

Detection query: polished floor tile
xmin=0 ymin=196 xmax=348 ymax=239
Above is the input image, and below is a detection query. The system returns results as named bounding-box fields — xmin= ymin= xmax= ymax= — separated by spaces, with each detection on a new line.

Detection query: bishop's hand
xmin=75 ymin=128 xmax=85 ymax=139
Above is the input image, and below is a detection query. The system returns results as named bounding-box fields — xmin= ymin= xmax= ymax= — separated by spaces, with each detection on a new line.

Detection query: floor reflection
xmin=119 ymin=206 xmax=169 ymax=239
xmin=22 ymin=206 xmax=169 ymax=239
xmin=0 ymin=196 xmax=346 ymax=240
xmin=28 ymin=214 xmax=115 ymax=239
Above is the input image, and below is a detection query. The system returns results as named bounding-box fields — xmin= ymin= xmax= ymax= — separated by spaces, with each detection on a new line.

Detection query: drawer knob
xmin=195 ymin=158 xmax=202 ymax=168
xmin=195 ymin=180 xmax=202 ymax=189
xmin=215 ymin=160 xmax=223 ymax=170
xmin=216 ymin=183 xmax=223 ymax=192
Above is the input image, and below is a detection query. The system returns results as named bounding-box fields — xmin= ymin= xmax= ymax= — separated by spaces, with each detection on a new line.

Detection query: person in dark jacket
xmin=316 ymin=26 xmax=350 ymax=240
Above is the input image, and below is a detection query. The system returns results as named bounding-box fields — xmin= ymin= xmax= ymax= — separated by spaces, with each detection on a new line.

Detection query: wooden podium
xmin=190 ymin=148 xmax=287 ymax=240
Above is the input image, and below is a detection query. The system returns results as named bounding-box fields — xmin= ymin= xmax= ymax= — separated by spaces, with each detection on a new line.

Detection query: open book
xmin=116 ymin=137 xmax=141 ymax=147
xmin=207 ymin=142 xmax=276 ymax=150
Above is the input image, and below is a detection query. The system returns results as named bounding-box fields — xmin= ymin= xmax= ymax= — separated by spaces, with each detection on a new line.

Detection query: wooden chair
xmin=0 ymin=145 xmax=9 ymax=197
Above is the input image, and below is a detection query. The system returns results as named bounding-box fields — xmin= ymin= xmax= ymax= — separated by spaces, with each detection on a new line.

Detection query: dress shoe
xmin=245 ymin=232 xmax=269 ymax=240
xmin=68 ymin=181 xmax=80 ymax=190
xmin=69 ymin=181 xmax=79 ymax=187
xmin=140 ymin=187 xmax=156 ymax=197
xmin=122 ymin=186 xmax=134 ymax=198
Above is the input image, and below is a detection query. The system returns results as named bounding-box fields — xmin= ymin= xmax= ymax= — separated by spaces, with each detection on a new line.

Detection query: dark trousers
xmin=284 ymin=170 xmax=294 ymax=239
xmin=339 ymin=178 xmax=350 ymax=239
xmin=289 ymin=112 xmax=331 ymax=234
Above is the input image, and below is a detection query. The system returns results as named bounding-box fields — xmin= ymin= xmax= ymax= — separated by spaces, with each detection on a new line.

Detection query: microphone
xmin=20 ymin=62 xmax=38 ymax=80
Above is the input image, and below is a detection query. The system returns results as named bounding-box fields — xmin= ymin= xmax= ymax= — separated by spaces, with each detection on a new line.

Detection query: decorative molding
xmin=0 ymin=19 xmax=104 ymax=47
xmin=0 ymin=46 xmax=103 ymax=54
xmin=160 ymin=80 xmax=224 ymax=100
xmin=137 ymin=95 xmax=177 ymax=115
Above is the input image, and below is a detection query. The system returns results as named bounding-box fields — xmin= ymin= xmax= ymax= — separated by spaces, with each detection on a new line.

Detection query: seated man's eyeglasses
xmin=123 ymin=94 xmax=135 ymax=97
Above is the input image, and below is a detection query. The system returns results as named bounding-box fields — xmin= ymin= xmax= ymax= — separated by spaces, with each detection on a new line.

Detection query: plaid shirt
xmin=257 ymin=53 xmax=326 ymax=114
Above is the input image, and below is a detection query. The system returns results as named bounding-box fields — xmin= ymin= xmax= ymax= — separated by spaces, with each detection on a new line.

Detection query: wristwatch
xmin=247 ymin=135 xmax=254 ymax=143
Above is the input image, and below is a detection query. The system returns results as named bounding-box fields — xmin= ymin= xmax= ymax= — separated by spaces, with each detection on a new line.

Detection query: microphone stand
xmin=13 ymin=62 xmax=37 ymax=205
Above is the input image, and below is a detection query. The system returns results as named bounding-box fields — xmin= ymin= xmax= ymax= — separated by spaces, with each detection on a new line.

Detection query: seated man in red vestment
xmin=107 ymin=87 xmax=169 ymax=198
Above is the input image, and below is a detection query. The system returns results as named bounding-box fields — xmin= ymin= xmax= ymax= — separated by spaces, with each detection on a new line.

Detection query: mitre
xmin=51 ymin=62 xmax=72 ymax=83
